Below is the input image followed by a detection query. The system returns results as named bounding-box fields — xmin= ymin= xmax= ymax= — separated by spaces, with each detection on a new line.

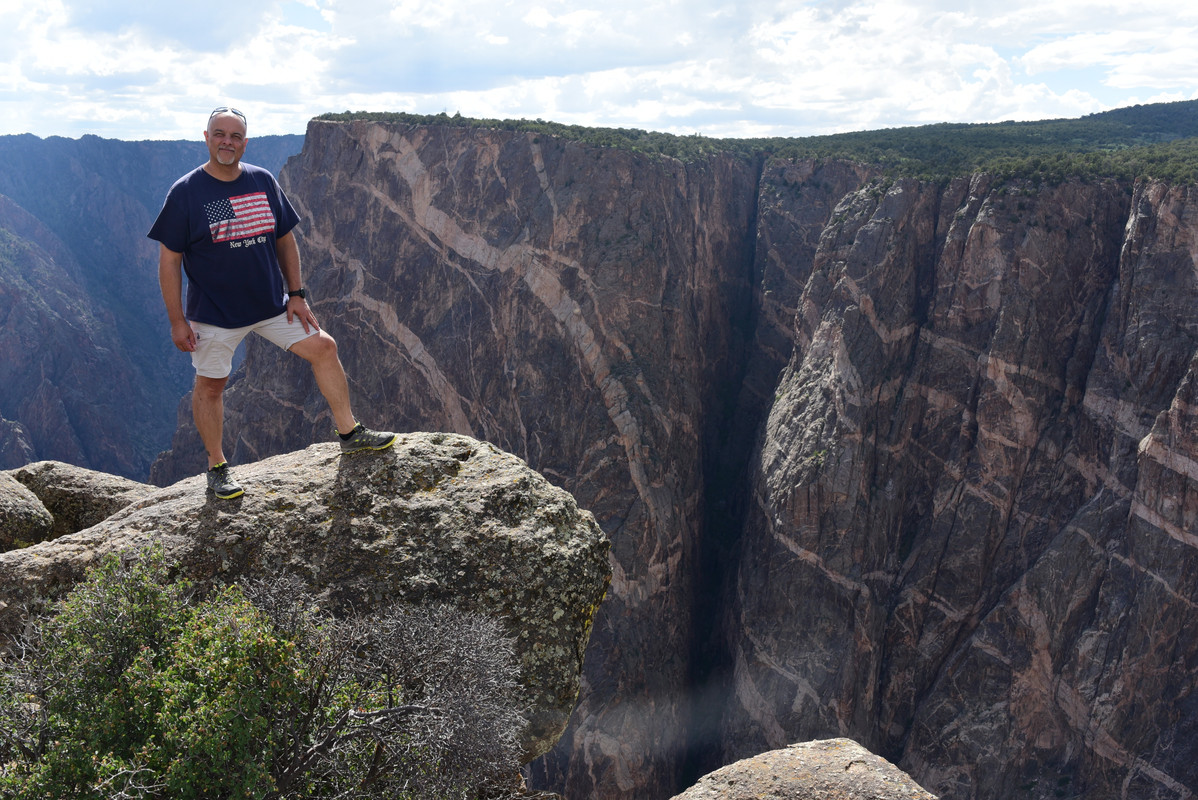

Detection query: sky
xmin=1 ymin=0 xmax=1196 ymax=143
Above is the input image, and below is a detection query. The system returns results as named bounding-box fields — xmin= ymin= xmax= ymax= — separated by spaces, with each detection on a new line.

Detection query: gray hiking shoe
xmin=206 ymin=462 xmax=244 ymax=499
xmin=339 ymin=423 xmax=397 ymax=454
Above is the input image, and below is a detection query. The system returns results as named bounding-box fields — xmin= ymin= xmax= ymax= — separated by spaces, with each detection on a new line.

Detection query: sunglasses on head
xmin=209 ymin=106 xmax=247 ymax=123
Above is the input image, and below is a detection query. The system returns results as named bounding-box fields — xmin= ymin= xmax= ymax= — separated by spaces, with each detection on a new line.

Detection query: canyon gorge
xmin=2 ymin=110 xmax=1196 ymax=799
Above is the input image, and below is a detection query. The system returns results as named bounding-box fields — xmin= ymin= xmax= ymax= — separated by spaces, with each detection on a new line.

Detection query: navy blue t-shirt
xmin=148 ymin=163 xmax=301 ymax=328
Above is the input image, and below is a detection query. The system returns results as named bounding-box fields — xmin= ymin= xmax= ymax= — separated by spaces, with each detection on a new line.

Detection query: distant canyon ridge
xmin=2 ymin=118 xmax=1196 ymax=800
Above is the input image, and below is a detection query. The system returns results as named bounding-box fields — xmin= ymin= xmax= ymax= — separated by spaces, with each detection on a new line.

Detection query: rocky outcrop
xmin=143 ymin=119 xmax=1198 ymax=800
xmin=0 ymin=472 xmax=52 ymax=550
xmin=1 ymin=459 xmax=153 ymax=552
xmin=670 ymin=739 xmax=936 ymax=800
xmin=8 ymin=460 xmax=155 ymax=537
xmin=0 ymin=432 xmax=611 ymax=761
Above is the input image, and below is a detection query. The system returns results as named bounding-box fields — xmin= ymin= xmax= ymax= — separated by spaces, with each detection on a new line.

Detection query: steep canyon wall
xmin=725 ymin=174 xmax=1198 ymax=799
xmin=147 ymin=122 xmax=1198 ymax=800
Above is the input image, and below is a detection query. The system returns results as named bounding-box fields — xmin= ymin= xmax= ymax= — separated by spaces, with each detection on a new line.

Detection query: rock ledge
xmin=0 ymin=432 xmax=611 ymax=761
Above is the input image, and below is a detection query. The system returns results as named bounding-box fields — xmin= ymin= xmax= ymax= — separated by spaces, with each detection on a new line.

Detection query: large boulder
xmin=0 ymin=471 xmax=53 ymax=550
xmin=671 ymin=739 xmax=937 ymax=800
xmin=8 ymin=460 xmax=156 ymax=537
xmin=0 ymin=432 xmax=611 ymax=761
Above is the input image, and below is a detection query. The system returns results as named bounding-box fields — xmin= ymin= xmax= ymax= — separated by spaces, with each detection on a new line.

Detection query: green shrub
xmin=152 ymin=586 xmax=300 ymax=798
xmin=0 ymin=549 xmax=526 ymax=799
xmin=0 ymin=552 xmax=191 ymax=799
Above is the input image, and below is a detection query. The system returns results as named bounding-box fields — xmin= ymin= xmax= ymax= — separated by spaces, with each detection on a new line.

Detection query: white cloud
xmin=0 ymin=0 xmax=1196 ymax=140
xmin=521 ymin=6 xmax=553 ymax=29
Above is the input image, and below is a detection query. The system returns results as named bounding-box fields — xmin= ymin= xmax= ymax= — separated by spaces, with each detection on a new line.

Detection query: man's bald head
xmin=207 ymin=106 xmax=247 ymax=135
xmin=204 ymin=107 xmax=248 ymax=171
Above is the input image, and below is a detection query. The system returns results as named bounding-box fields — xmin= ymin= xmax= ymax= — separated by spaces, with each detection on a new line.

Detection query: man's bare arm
xmin=277 ymin=231 xmax=319 ymax=332
xmin=158 ymin=243 xmax=196 ymax=352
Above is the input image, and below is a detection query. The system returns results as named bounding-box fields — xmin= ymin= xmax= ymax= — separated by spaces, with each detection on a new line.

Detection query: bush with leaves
xmin=0 ymin=549 xmax=526 ymax=799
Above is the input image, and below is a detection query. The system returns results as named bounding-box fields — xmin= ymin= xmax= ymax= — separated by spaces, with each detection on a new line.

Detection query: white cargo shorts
xmin=190 ymin=312 xmax=318 ymax=378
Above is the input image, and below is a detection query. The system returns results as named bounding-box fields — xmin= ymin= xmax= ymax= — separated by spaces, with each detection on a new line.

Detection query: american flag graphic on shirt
xmin=204 ymin=192 xmax=276 ymax=243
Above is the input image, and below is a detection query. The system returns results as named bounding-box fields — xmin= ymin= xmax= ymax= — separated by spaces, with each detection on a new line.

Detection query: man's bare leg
xmin=289 ymin=330 xmax=357 ymax=434
xmin=289 ymin=330 xmax=396 ymax=453
xmin=193 ymin=375 xmax=229 ymax=469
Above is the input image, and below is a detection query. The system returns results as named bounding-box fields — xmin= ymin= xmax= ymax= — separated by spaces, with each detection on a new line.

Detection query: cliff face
xmin=726 ymin=175 xmax=1197 ymax=799
xmin=0 ymin=194 xmax=151 ymax=475
xmin=148 ymin=122 xmax=1198 ymax=800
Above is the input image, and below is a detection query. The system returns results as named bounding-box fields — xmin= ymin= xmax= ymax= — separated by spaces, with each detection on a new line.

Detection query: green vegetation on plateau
xmin=318 ymin=99 xmax=1198 ymax=183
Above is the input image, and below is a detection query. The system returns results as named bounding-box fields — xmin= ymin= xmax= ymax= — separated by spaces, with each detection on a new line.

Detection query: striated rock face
xmin=670 ymin=738 xmax=936 ymax=800
xmin=0 ymin=432 xmax=611 ymax=761
xmin=0 ymin=194 xmax=152 ymax=477
xmin=0 ymin=417 xmax=35 ymax=470
xmin=724 ymin=176 xmax=1198 ymax=799
xmin=147 ymin=120 xmax=1198 ymax=800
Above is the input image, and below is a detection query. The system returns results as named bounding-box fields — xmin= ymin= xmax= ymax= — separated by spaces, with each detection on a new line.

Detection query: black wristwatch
xmin=289 ymin=287 xmax=307 ymax=300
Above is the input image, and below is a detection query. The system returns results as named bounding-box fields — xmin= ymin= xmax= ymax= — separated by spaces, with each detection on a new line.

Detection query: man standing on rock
xmin=150 ymin=106 xmax=395 ymax=500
